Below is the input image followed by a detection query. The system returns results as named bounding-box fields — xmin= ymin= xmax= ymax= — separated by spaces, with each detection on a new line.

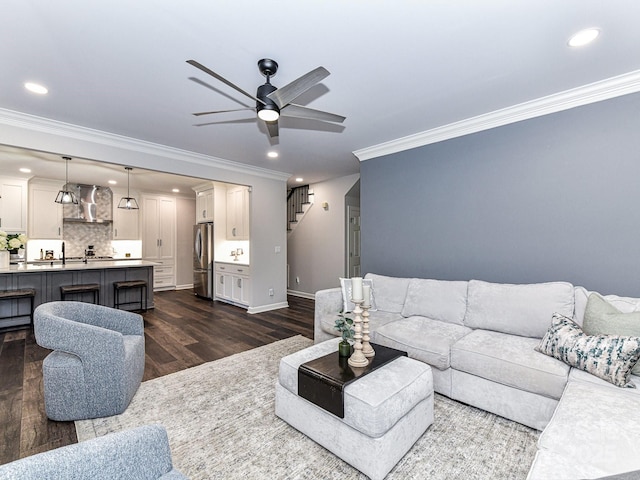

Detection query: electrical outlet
xmin=269 ymin=288 xmax=274 ymax=296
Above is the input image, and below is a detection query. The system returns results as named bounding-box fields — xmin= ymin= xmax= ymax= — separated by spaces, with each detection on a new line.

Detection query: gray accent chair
xmin=34 ymin=301 xmax=145 ymax=421
xmin=0 ymin=424 xmax=188 ymax=479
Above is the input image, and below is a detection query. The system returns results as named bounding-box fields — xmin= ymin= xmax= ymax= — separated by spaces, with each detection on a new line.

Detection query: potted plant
xmin=334 ymin=311 xmax=354 ymax=357
xmin=0 ymin=232 xmax=27 ymax=269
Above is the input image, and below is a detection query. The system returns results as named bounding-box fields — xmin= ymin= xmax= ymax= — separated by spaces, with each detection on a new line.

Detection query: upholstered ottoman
xmin=275 ymin=338 xmax=434 ymax=480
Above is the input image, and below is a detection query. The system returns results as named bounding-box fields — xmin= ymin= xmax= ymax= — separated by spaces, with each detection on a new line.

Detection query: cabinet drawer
xmin=215 ymin=263 xmax=250 ymax=276
xmin=153 ymin=265 xmax=174 ymax=277
xmin=153 ymin=275 xmax=175 ymax=288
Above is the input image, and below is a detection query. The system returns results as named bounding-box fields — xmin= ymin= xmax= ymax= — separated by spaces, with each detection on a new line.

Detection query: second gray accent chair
xmin=0 ymin=424 xmax=187 ymax=479
xmin=34 ymin=301 xmax=145 ymax=421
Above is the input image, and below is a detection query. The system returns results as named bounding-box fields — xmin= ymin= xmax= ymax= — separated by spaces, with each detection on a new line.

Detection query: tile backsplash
xmin=63 ymin=222 xmax=113 ymax=257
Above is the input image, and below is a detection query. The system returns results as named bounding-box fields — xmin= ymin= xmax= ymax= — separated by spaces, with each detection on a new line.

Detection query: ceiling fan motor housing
xmin=256 ymin=82 xmax=280 ymax=118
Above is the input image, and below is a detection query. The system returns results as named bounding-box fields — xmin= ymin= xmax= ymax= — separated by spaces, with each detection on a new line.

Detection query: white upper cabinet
xmin=112 ymin=187 xmax=140 ymax=239
xmin=226 ymin=185 xmax=250 ymax=240
xmin=28 ymin=180 xmax=63 ymax=239
xmin=141 ymin=195 xmax=175 ymax=262
xmin=195 ymin=187 xmax=214 ymax=223
xmin=0 ymin=177 xmax=28 ymax=233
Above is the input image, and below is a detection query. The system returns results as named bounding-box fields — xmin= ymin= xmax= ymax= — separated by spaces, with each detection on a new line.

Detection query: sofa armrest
xmin=0 ymin=424 xmax=188 ymax=479
xmin=314 ymin=287 xmax=344 ymax=343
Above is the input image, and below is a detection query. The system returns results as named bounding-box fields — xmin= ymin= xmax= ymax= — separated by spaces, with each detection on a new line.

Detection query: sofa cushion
xmin=451 ymin=329 xmax=569 ymax=399
xmin=536 ymin=313 xmax=640 ymax=388
xmin=463 ymin=280 xmax=575 ymax=338
xmin=318 ymin=308 xmax=402 ymax=339
xmin=364 ymin=273 xmax=410 ymax=313
xmin=574 ymin=286 xmax=640 ymax=327
xmin=569 ymin=368 xmax=640 ymax=395
xmin=536 ymin=380 xmax=640 ymax=475
xmin=400 ymin=278 xmax=468 ymax=326
xmin=583 ymin=294 xmax=640 ymax=376
xmin=371 ymin=316 xmax=472 ymax=371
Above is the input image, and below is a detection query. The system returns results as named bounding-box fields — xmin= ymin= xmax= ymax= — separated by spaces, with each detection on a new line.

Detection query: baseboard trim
xmin=287 ymin=290 xmax=315 ymax=300
xmin=247 ymin=301 xmax=289 ymax=314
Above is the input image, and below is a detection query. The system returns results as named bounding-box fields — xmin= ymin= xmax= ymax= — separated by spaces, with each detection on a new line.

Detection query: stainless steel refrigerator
xmin=193 ymin=223 xmax=213 ymax=299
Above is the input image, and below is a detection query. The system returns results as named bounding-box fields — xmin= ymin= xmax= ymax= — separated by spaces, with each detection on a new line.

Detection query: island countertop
xmin=0 ymin=261 xmax=156 ymax=330
xmin=1 ymin=259 xmax=159 ymax=274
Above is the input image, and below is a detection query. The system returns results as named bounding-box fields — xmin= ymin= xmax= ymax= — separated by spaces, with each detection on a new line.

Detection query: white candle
xmin=362 ymin=285 xmax=371 ymax=307
xmin=351 ymin=277 xmax=363 ymax=301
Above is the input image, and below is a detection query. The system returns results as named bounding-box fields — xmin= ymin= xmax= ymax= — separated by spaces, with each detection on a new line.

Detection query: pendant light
xmin=118 ymin=167 xmax=139 ymax=210
xmin=54 ymin=156 xmax=78 ymax=204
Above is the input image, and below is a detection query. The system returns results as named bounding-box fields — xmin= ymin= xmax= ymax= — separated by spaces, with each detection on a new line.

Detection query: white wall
xmin=287 ymin=174 xmax=360 ymax=297
xmin=0 ymin=110 xmax=290 ymax=312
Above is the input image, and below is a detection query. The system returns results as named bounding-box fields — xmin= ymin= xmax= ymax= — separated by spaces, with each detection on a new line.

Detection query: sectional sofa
xmin=314 ymin=273 xmax=640 ymax=479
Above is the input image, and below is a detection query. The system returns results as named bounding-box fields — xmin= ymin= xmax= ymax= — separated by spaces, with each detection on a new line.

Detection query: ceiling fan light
xmin=257 ymin=107 xmax=280 ymax=122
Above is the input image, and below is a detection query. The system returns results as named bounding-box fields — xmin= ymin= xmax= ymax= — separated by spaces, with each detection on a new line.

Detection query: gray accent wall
xmin=361 ymin=91 xmax=640 ymax=296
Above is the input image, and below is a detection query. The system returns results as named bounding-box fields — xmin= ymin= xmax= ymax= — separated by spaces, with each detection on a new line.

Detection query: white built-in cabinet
xmin=111 ymin=187 xmax=140 ymax=239
xmin=28 ymin=180 xmax=63 ymax=239
xmin=0 ymin=177 xmax=28 ymax=233
xmin=226 ymin=185 xmax=250 ymax=240
xmin=195 ymin=187 xmax=215 ymax=223
xmin=141 ymin=195 xmax=176 ymax=290
xmin=215 ymin=262 xmax=251 ymax=307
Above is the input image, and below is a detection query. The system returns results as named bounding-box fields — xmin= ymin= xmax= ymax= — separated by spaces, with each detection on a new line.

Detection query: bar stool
xmin=60 ymin=284 xmax=100 ymax=304
xmin=0 ymin=288 xmax=36 ymax=330
xmin=113 ymin=280 xmax=148 ymax=311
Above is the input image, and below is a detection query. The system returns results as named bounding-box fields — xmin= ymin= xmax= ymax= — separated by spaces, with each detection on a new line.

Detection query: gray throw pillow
xmin=584 ymin=293 xmax=640 ymax=376
xmin=536 ymin=313 xmax=640 ymax=388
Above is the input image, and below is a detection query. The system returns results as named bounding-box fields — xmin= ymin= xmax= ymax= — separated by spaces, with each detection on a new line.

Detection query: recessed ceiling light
xmin=568 ymin=28 xmax=600 ymax=47
xmin=172 ymin=188 xmax=180 ymax=193
xmin=19 ymin=167 xmax=31 ymax=173
xmin=24 ymin=82 xmax=48 ymax=95
xmin=267 ymin=151 xmax=278 ymax=158
xmin=295 ymin=177 xmax=304 ymax=183
xmin=108 ymin=180 xmax=117 ymax=185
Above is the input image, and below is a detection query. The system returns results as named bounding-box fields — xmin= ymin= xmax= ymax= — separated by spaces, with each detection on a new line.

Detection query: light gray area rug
xmin=76 ymin=335 xmax=539 ymax=479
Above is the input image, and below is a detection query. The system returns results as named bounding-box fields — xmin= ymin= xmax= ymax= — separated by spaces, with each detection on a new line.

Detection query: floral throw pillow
xmin=536 ymin=313 xmax=640 ymax=388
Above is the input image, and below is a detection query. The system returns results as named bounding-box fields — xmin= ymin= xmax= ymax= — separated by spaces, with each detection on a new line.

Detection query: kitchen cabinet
xmin=0 ymin=177 xmax=28 ymax=233
xmin=226 ymin=185 xmax=250 ymax=240
xmin=195 ymin=187 xmax=214 ymax=223
xmin=28 ymin=180 xmax=63 ymax=239
xmin=112 ymin=187 xmax=140 ymax=239
xmin=141 ymin=195 xmax=176 ymax=290
xmin=214 ymin=262 xmax=250 ymax=307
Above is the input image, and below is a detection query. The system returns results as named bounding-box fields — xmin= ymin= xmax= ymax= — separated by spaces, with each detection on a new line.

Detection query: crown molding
xmin=354 ymin=69 xmax=640 ymax=162
xmin=0 ymin=108 xmax=291 ymax=182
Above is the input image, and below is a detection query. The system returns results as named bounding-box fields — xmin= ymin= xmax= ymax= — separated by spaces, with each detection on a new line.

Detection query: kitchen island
xmin=0 ymin=260 xmax=156 ymax=330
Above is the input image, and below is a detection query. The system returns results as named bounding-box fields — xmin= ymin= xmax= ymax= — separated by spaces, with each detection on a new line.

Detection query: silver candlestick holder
xmin=348 ymin=299 xmax=369 ymax=368
xmin=361 ymin=303 xmax=375 ymax=358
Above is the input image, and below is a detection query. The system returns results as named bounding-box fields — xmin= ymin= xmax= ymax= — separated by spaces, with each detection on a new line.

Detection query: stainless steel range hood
xmin=63 ymin=184 xmax=113 ymax=223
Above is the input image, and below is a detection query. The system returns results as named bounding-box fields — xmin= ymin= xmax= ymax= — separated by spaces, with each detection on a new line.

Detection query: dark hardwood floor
xmin=0 ymin=290 xmax=314 ymax=465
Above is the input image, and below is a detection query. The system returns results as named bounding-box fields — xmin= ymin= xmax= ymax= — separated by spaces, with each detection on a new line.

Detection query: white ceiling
xmin=1 ymin=1 xmax=640 ymax=190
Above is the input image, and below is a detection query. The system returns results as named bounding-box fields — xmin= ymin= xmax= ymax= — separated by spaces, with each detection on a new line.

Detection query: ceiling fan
xmin=187 ymin=58 xmax=346 ymax=138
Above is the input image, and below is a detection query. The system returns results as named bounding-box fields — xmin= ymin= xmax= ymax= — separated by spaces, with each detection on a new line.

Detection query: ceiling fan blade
xmin=266 ymin=120 xmax=279 ymax=138
xmin=187 ymin=60 xmax=265 ymax=105
xmin=267 ymin=67 xmax=329 ymax=108
xmin=192 ymin=107 xmax=254 ymax=117
xmin=281 ymin=103 xmax=346 ymax=124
